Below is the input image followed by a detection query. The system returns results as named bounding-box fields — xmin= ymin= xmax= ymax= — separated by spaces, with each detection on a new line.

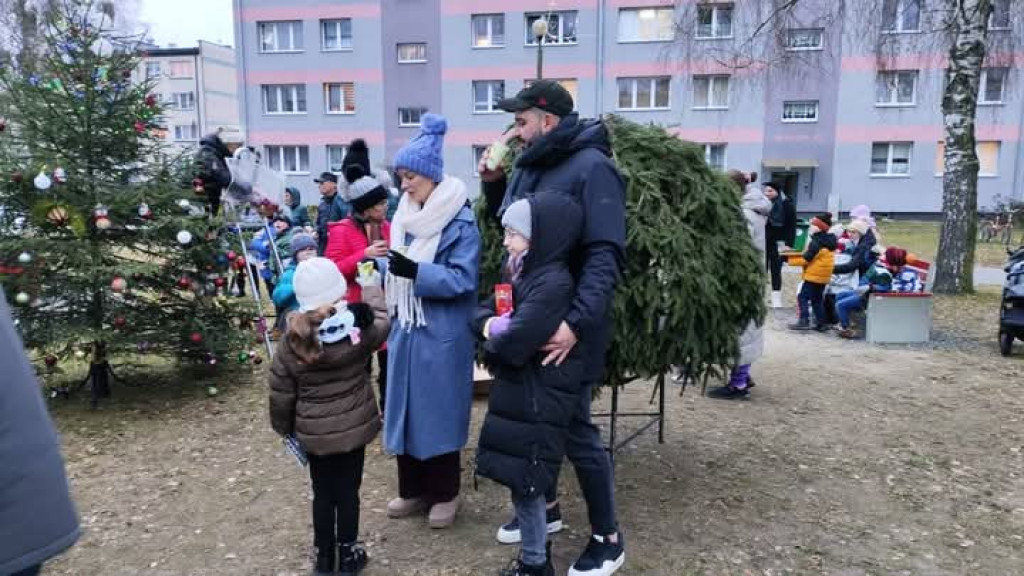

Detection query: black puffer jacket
xmin=195 ymin=134 xmax=232 ymax=199
xmin=473 ymin=192 xmax=585 ymax=498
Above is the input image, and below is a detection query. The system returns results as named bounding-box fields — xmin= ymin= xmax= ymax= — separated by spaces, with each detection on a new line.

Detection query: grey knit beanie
xmin=501 ymin=199 xmax=532 ymax=240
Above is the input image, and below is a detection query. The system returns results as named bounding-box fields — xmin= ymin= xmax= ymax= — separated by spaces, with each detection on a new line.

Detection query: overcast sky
xmin=139 ymin=0 xmax=235 ymax=48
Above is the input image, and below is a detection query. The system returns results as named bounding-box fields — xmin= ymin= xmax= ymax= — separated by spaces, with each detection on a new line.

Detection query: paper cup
xmin=486 ymin=141 xmax=509 ymax=171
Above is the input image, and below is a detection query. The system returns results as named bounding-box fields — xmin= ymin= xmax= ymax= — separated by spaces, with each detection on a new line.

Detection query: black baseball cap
xmin=497 ymin=80 xmax=574 ymax=117
xmin=314 ymin=172 xmax=338 ymax=184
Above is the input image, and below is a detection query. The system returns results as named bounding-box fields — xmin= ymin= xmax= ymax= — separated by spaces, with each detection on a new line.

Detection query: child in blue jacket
xmin=272 ymin=233 xmax=318 ymax=319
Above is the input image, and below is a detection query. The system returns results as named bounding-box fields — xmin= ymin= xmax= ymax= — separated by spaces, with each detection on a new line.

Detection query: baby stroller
xmin=999 ymin=246 xmax=1024 ymax=356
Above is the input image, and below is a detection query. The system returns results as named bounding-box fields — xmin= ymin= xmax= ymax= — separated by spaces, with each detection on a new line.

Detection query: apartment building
xmin=139 ymin=41 xmax=241 ymax=151
xmin=233 ymin=0 xmax=1022 ymax=214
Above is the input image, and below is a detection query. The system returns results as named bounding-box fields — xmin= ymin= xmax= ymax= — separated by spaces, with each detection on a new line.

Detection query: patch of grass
xmin=878 ymin=220 xmax=1021 ymax=268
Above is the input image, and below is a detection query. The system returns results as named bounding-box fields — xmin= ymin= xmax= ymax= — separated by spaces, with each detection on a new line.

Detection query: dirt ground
xmin=43 ymin=291 xmax=1024 ymax=576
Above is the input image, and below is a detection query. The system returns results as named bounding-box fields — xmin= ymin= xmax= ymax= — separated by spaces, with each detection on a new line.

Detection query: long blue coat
xmin=385 ymin=205 xmax=481 ymax=459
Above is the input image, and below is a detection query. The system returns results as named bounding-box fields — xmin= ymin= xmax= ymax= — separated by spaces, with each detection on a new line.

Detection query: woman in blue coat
xmin=383 ymin=114 xmax=481 ymax=529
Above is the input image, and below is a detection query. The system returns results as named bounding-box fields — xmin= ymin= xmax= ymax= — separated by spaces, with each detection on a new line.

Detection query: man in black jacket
xmin=195 ymin=133 xmax=233 ymax=217
xmin=0 ymin=293 xmax=80 ymax=575
xmin=479 ymin=80 xmax=626 ymax=576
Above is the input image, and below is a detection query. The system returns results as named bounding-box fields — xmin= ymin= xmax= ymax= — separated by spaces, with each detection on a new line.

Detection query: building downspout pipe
xmin=595 ymin=0 xmax=606 ymax=115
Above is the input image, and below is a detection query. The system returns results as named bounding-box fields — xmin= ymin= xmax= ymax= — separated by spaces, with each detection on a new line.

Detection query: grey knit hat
xmin=290 ymin=233 xmax=317 ymax=257
xmin=501 ymin=199 xmax=532 ymax=240
xmin=346 ymin=175 xmax=389 ymax=213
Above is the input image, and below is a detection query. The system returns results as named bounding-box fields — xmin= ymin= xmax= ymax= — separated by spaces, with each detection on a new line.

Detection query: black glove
xmin=388 ymin=250 xmax=419 ymax=279
xmin=349 ymin=302 xmax=374 ymax=330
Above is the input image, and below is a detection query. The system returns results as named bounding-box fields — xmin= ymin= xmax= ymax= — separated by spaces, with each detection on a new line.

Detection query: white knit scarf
xmin=386 ymin=176 xmax=468 ymax=329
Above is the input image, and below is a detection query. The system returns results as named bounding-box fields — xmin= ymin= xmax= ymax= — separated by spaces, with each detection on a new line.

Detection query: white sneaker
xmin=496 ymin=504 xmax=564 ymax=544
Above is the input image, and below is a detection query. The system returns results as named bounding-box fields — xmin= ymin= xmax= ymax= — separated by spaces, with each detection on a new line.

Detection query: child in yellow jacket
xmin=787 ymin=214 xmax=837 ymax=331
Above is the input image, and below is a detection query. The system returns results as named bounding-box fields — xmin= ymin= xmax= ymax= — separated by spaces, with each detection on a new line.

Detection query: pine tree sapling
xmin=478 ymin=115 xmax=765 ymax=387
xmin=0 ymin=1 xmax=253 ymax=376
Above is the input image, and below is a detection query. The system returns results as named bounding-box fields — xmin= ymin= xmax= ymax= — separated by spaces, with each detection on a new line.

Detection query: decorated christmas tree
xmin=0 ymin=1 xmax=255 ymax=397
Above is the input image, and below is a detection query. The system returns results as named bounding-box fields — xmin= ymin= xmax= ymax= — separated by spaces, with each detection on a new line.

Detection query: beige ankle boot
xmin=428 ymin=496 xmax=460 ymax=529
xmin=387 ymin=497 xmax=427 ymax=518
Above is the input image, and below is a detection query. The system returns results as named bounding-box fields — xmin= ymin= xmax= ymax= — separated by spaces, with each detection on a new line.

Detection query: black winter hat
xmin=342 ymin=139 xmax=371 ymax=184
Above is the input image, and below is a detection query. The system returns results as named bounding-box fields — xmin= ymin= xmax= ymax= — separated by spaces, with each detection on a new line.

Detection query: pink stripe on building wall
xmin=442 ymin=0 xmax=597 ymax=14
xmin=842 ymin=51 xmax=1021 ymax=71
xmin=447 ymin=130 xmax=509 ymax=146
xmin=606 ymin=60 xmax=762 ymax=78
xmin=606 ymin=0 xmax=675 ymax=7
xmin=246 ymin=69 xmax=384 ymax=84
xmin=442 ymin=63 xmax=597 ymax=81
xmin=238 ymin=4 xmax=381 ymax=21
xmin=249 ymin=131 xmax=387 ymax=146
xmin=669 ymin=127 xmax=764 ymax=143
xmin=835 ymin=124 xmax=1020 ymax=142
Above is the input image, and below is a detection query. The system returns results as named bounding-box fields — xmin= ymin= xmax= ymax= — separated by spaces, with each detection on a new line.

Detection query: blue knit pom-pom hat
xmin=393 ymin=113 xmax=447 ymax=183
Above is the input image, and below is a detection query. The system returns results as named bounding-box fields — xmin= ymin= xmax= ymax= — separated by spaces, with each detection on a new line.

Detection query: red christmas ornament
xmin=12 ymin=171 xmax=23 ymax=184
xmin=113 ymin=316 xmax=127 ymax=329
xmin=190 ymin=332 xmax=203 ymax=343
xmin=226 ymin=251 xmax=237 ymax=261
xmin=44 ymin=355 xmax=58 ymax=367
xmin=134 ymin=120 xmax=146 ymax=133
xmin=192 ymin=177 xmax=204 ymax=194
xmin=111 ymin=276 xmax=127 ymax=292
xmin=214 ymin=277 xmax=226 ymax=288
xmin=0 ymin=119 xmax=6 ymax=132
xmin=233 ymin=256 xmax=247 ymax=270
xmin=145 ymin=94 xmax=157 ymax=107
xmin=177 ymin=276 xmax=191 ymax=289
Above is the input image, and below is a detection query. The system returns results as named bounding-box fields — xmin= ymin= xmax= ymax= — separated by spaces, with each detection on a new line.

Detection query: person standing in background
xmin=763 ymin=181 xmax=797 ymax=308
xmin=315 ymin=172 xmax=350 ymax=256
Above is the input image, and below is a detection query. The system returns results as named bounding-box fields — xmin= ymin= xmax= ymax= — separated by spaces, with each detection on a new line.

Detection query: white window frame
xmin=524 ymin=11 xmax=579 ymax=46
xmin=692 ymin=74 xmax=730 ymax=110
xmin=324 ymin=82 xmax=356 ymax=114
xmin=616 ymin=76 xmax=671 ymax=111
xmin=988 ymin=0 xmax=1011 ymax=30
xmin=266 ymin=145 xmax=310 ymax=175
xmin=258 ymin=21 xmax=304 ymax=53
xmin=399 ymin=107 xmax=427 ymax=127
xmin=979 ymin=68 xmax=1007 ymax=105
xmin=472 ymin=80 xmax=505 ymax=114
xmin=397 ymin=42 xmax=427 ymax=64
xmin=696 ymin=3 xmax=734 ymax=40
xmin=173 ymin=122 xmax=198 ymax=141
xmin=785 ymin=28 xmax=824 ymax=51
xmin=472 ymin=145 xmax=488 ymax=177
xmin=472 ymin=13 xmax=505 ymax=48
xmin=881 ymin=0 xmax=921 ymax=33
xmin=703 ymin=144 xmax=727 ymax=171
xmin=870 ymin=142 xmax=913 ymax=177
xmin=168 ymin=60 xmax=194 ymax=79
xmin=320 ymin=19 xmax=353 ymax=52
xmin=145 ymin=61 xmax=161 ymax=79
xmin=617 ymin=7 xmax=676 ymax=43
xmin=875 ymin=70 xmax=918 ymax=107
xmin=171 ymin=92 xmax=196 ymax=110
xmin=326 ymin=145 xmax=349 ymax=174
xmin=782 ymin=100 xmax=819 ymax=123
xmin=262 ymin=84 xmax=307 ymax=115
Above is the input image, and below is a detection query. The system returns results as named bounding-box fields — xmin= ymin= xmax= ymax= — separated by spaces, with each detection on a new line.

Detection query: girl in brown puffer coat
xmin=269 ymin=257 xmax=389 ymax=576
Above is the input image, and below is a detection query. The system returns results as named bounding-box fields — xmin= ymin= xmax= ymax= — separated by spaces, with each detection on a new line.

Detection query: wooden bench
xmin=865 ymin=257 xmax=933 ymax=344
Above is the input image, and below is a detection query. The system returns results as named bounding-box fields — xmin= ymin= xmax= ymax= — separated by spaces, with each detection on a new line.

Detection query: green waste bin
xmin=790 ymin=219 xmax=810 ymax=252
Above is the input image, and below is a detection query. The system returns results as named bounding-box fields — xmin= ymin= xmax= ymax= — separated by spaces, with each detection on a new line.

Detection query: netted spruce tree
xmin=0 ymin=0 xmax=255 ymax=398
xmin=478 ymin=115 xmax=765 ymax=388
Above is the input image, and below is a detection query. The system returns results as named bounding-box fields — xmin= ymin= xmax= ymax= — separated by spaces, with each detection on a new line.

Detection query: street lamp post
xmin=532 ymin=17 xmax=549 ymax=80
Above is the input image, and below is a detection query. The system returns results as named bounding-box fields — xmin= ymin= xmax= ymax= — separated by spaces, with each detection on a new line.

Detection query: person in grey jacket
xmin=0 ymin=292 xmax=80 ymax=576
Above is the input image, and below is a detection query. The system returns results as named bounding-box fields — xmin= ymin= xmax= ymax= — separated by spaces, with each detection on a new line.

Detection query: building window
xmin=871 ymin=142 xmax=913 ymax=176
xmin=324 ymin=82 xmax=356 ymax=114
xmin=321 ymin=19 xmax=352 ymax=51
xmin=524 ymin=78 xmax=579 ymax=108
xmin=171 ymin=92 xmax=196 ymax=110
xmin=173 ymin=123 xmax=198 ymax=141
xmin=262 ymin=84 xmax=307 ymax=114
xmin=875 ymin=70 xmax=917 ymax=106
xmin=525 ymin=12 xmax=578 ymax=45
xmin=399 ymin=107 xmax=427 ymax=127
xmin=397 ymin=43 xmax=427 ymax=63
xmin=989 ymin=0 xmax=1011 ymax=29
xmin=473 ymin=80 xmax=505 ymax=113
xmin=618 ymin=7 xmax=675 ymax=42
xmin=616 ymin=76 xmax=670 ymax=110
xmin=259 ymin=21 xmax=303 ymax=53
xmin=145 ymin=61 xmax=161 ymax=79
xmin=327 ymin=145 xmax=349 ymax=174
xmin=785 ymin=28 xmax=823 ymax=50
xmin=881 ymin=0 xmax=920 ymax=33
xmin=168 ymin=60 xmax=194 ymax=78
xmin=980 ymin=68 xmax=1007 ymax=104
xmin=704 ymin=144 xmax=727 ymax=171
xmin=782 ymin=100 xmax=819 ymax=122
xmin=472 ymin=145 xmax=488 ymax=176
xmin=472 ymin=14 xmax=505 ymax=48
xmin=266 ymin=146 xmax=310 ymax=174
xmin=696 ymin=4 xmax=733 ymax=39
xmin=692 ymin=74 xmax=729 ymax=109
xmin=935 ymin=141 xmax=1000 ymax=176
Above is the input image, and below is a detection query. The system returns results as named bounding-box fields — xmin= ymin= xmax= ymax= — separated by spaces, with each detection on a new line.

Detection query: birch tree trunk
xmin=933 ymin=0 xmax=993 ymax=294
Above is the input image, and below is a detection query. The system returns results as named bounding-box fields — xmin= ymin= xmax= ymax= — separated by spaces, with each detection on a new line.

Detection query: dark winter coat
xmin=482 ymin=113 xmax=626 ymax=382
xmin=268 ymin=286 xmax=389 ymax=456
xmin=196 ymin=134 xmax=232 ymax=198
xmin=0 ymin=293 xmax=79 ymax=575
xmin=473 ymin=193 xmax=586 ymax=498
xmin=765 ymin=193 xmax=798 ymax=246
xmin=285 ymin=187 xmax=311 ymax=229
xmin=832 ymin=229 xmax=878 ymax=276
xmin=316 ymin=192 xmax=350 ymax=256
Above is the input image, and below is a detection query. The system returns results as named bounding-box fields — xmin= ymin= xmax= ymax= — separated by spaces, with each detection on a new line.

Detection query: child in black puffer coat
xmin=473 ymin=192 xmax=585 ymax=576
